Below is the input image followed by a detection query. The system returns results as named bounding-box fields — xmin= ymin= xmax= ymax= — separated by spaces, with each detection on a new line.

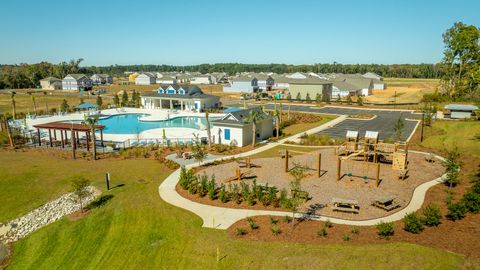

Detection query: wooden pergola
xmin=32 ymin=121 xmax=105 ymax=151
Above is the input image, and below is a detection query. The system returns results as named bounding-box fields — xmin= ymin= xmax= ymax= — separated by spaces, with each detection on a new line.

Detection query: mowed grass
xmin=421 ymin=120 xmax=480 ymax=158
xmin=1 ymin=150 xmax=464 ymax=269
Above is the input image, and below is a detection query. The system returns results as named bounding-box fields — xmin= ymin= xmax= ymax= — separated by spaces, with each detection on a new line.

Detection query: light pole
xmin=420 ymin=112 xmax=425 ymax=142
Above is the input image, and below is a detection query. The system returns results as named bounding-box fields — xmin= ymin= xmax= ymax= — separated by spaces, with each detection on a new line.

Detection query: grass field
xmin=420 ymin=120 xmax=480 ymax=158
xmin=0 ymin=150 xmax=464 ymax=269
xmin=364 ymin=78 xmax=439 ymax=104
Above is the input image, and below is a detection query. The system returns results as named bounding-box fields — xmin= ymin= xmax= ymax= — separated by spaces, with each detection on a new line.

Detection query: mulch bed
xmin=227 ymin=212 xmax=480 ymax=259
xmin=67 ymin=210 xmax=90 ymax=221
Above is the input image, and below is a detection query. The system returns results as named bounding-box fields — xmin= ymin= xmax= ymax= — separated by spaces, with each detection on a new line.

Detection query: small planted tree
xmin=287 ymin=179 xmax=303 ymax=230
xmin=61 ymin=99 xmax=69 ymax=112
xmin=286 ymin=92 xmax=292 ymax=101
xmin=296 ymin=92 xmax=301 ymax=100
xmin=447 ymin=201 xmax=467 ymax=220
xmin=305 ymin=93 xmax=311 ymax=102
xmin=403 ymin=212 xmax=424 ymax=233
xmin=422 ymin=204 xmax=442 ymax=226
xmin=192 ymin=135 xmax=207 ymax=166
xmin=71 ymin=176 xmax=92 ymax=212
xmin=121 ymin=91 xmax=129 ymax=107
xmin=443 ymin=147 xmax=461 ymax=188
xmin=315 ymin=93 xmax=322 ymax=104
xmin=96 ymin=95 xmax=103 ymax=108
xmin=394 ymin=116 xmax=404 ymax=141
xmin=113 ymin=94 xmax=120 ymax=107
xmin=346 ymin=94 xmax=352 ymax=105
xmin=357 ymin=95 xmax=363 ymax=106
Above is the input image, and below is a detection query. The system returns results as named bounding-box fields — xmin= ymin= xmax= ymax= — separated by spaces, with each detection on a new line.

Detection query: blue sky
xmin=0 ymin=0 xmax=478 ymax=66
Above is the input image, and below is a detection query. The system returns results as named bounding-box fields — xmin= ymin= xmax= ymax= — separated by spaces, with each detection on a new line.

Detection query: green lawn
xmin=1 ymin=151 xmax=464 ymax=269
xmin=421 ymin=120 xmax=480 ymax=158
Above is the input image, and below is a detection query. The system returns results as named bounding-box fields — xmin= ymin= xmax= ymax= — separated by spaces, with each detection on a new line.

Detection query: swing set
xmin=281 ymin=149 xmax=326 ymax=178
xmin=336 ymin=152 xmax=381 ymax=187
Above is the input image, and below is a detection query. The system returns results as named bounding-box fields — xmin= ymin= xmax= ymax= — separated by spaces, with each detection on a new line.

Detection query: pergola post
xmin=48 ymin=129 xmax=53 ymax=147
xmin=169 ymin=99 xmax=173 ymax=110
xmin=376 ymin=163 xmax=381 ymax=187
xmin=37 ymin=128 xmax=41 ymax=146
xmin=160 ymin=99 xmax=163 ymax=109
xmin=318 ymin=153 xmax=322 ymax=177
xmin=285 ymin=150 xmax=289 ymax=173
xmin=337 ymin=157 xmax=342 ymax=181
xmin=54 ymin=129 xmax=57 ymax=140
xmin=60 ymin=130 xmax=64 ymax=148
xmin=100 ymin=129 xmax=104 ymax=147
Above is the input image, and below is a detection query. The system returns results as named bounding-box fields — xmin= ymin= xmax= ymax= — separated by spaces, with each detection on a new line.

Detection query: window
xmin=224 ymin=129 xmax=231 ymax=140
xmin=178 ymin=89 xmax=185 ymax=95
xmin=167 ymin=89 xmax=176 ymax=94
xmin=159 ymin=89 xmax=164 ymax=94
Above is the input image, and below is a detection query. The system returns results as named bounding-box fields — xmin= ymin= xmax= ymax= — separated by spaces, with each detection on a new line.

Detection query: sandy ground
xmin=197 ymin=148 xmax=444 ymax=220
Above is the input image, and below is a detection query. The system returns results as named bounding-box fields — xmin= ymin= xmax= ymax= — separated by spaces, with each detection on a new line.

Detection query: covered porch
xmin=143 ymin=97 xmax=201 ymax=111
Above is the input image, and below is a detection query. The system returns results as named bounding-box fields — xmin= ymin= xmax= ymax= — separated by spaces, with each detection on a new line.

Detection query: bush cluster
xmin=403 ymin=212 xmax=424 ymax=233
xmin=179 ymin=167 xmax=305 ymax=208
xmin=446 ymin=180 xmax=480 ymax=220
xmin=376 ymin=221 xmax=394 ymax=239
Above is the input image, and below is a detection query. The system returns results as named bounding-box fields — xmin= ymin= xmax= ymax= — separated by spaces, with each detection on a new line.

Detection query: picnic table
xmin=371 ymin=196 xmax=401 ymax=211
xmin=331 ymin=197 xmax=360 ymax=214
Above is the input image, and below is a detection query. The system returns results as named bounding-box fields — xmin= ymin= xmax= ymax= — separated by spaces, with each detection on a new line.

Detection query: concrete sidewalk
xmin=158 ymin=116 xmax=446 ymax=230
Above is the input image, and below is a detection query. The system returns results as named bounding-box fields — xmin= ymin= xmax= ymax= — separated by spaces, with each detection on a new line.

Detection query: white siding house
xmin=211 ymin=108 xmax=273 ymax=147
xmin=190 ymin=75 xmax=216 ymax=85
xmin=135 ymin=73 xmax=156 ymax=85
xmin=91 ymin=74 xmax=113 ymax=85
xmin=62 ymin=74 xmax=93 ymax=91
xmin=140 ymin=85 xmax=220 ymax=111
xmin=223 ymin=76 xmax=259 ymax=93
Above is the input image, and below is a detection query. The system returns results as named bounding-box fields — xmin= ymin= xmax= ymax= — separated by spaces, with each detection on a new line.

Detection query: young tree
xmin=71 ymin=176 xmax=92 ymax=212
xmin=84 ymin=115 xmax=100 ymax=160
xmin=96 ymin=95 xmax=103 ymax=108
xmin=315 ymin=93 xmax=322 ymax=104
xmin=286 ymin=92 xmax=292 ymax=101
xmin=296 ymin=92 xmax=301 ymax=100
xmin=246 ymin=109 xmax=265 ymax=147
xmin=205 ymin=110 xmax=212 ymax=147
xmin=113 ymin=94 xmax=120 ymax=107
xmin=346 ymin=94 xmax=353 ymax=105
xmin=287 ymin=179 xmax=303 ymax=230
xmin=191 ymin=136 xmax=207 ymax=166
xmin=394 ymin=116 xmax=404 ymax=141
xmin=357 ymin=95 xmax=363 ymax=106
xmin=443 ymin=147 xmax=462 ymax=188
xmin=305 ymin=93 xmax=311 ymax=102
xmin=121 ymin=91 xmax=129 ymax=107
xmin=60 ymin=99 xmax=69 ymax=112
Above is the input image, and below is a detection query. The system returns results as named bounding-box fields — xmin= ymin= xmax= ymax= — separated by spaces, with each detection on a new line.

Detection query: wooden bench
xmin=331 ymin=197 xmax=360 ymax=214
xmin=278 ymin=150 xmax=292 ymax=159
xmin=371 ymin=196 xmax=401 ymax=211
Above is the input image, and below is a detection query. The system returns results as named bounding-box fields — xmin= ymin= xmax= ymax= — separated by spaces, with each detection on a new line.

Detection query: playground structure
xmin=281 ymin=149 xmax=325 ymax=178
xmin=335 ymin=130 xmax=410 ymax=187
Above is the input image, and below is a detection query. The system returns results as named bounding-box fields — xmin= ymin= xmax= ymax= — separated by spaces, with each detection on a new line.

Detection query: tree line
xmin=1 ymin=62 xmax=445 ymax=90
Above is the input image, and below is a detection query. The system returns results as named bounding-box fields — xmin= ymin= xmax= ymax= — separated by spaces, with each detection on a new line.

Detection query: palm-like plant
xmin=84 ymin=115 xmax=100 ymax=160
xmin=246 ymin=109 xmax=265 ymax=147
xmin=29 ymin=92 xmax=37 ymax=115
xmin=274 ymin=108 xmax=280 ymax=138
xmin=43 ymin=91 xmax=49 ymax=113
xmin=205 ymin=110 xmax=212 ymax=147
xmin=10 ymin=92 xmax=16 ymax=119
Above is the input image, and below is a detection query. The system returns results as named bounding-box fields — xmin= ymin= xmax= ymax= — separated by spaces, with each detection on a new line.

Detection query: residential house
xmin=91 ymin=74 xmax=113 ymax=85
xmin=40 ymin=77 xmax=62 ymax=90
xmin=362 ymin=72 xmax=386 ymax=90
xmin=287 ymin=77 xmax=333 ymax=101
xmin=190 ymin=74 xmax=217 ymax=85
xmin=156 ymin=75 xmax=177 ymax=85
xmin=444 ymin=104 xmax=479 ymax=119
xmin=211 ymin=107 xmax=273 ymax=147
xmin=135 ymin=72 xmax=157 ymax=85
xmin=271 ymin=75 xmax=290 ymax=89
xmin=254 ymin=74 xmax=274 ymax=91
xmin=223 ymin=76 xmax=259 ymax=93
xmin=140 ymin=85 xmax=220 ymax=111
xmin=128 ymin=72 xmax=139 ymax=82
xmin=62 ymin=74 xmax=93 ymax=91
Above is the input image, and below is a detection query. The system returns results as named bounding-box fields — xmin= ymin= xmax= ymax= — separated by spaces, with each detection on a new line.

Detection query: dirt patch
xmin=67 ymin=210 xmax=90 ymax=221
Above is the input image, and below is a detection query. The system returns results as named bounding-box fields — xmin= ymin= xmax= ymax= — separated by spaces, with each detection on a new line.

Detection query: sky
xmin=0 ymin=0 xmax=479 ymax=66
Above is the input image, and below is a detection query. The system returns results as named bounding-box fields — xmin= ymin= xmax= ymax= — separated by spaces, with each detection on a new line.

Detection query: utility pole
xmin=420 ymin=112 xmax=425 ymax=142
xmin=393 ymin=90 xmax=397 ymax=110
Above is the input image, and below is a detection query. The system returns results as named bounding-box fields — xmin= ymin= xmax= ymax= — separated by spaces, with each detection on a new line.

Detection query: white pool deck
xmin=25 ymin=108 xmax=226 ymax=142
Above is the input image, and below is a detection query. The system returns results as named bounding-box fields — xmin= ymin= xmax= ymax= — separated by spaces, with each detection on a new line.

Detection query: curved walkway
xmin=158 ymin=116 xmax=447 ymax=229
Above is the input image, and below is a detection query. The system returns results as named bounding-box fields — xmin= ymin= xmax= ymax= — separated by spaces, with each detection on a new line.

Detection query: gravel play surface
xmin=197 ymin=148 xmax=444 ymax=220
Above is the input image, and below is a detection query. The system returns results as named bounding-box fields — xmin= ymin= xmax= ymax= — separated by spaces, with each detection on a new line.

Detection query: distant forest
xmin=0 ymin=61 xmax=443 ymax=89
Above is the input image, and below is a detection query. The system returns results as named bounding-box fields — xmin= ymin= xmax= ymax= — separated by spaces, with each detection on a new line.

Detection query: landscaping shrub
xmin=342 ymin=234 xmax=350 ymax=241
xmin=236 ymin=228 xmax=247 ymax=236
xmin=198 ymin=174 xmax=208 ymax=197
xmin=422 ymin=204 xmax=442 ymax=226
xmin=207 ymin=175 xmax=216 ymax=200
xmin=351 ymin=226 xmax=359 ymax=234
xmin=317 ymin=228 xmax=327 ymax=237
xmin=269 ymin=216 xmax=279 ymax=224
xmin=462 ymin=189 xmax=480 ymax=213
xmin=228 ymin=184 xmax=241 ymax=204
xmin=219 ymin=184 xmax=228 ymax=203
xmin=188 ymin=177 xmax=199 ymax=195
xmin=271 ymin=225 xmax=281 ymax=236
xmin=447 ymin=202 xmax=467 ymax=220
xmin=282 ymin=215 xmax=292 ymax=223
xmin=376 ymin=221 xmax=394 ymax=239
xmin=279 ymin=188 xmax=290 ymax=208
xmin=324 ymin=219 xmax=333 ymax=228
xmin=247 ymin=218 xmax=258 ymax=230
xmin=403 ymin=212 xmax=424 ymax=234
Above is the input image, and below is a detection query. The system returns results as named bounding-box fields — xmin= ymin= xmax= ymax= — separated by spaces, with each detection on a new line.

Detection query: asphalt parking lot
xmin=260 ymin=105 xmax=420 ymax=141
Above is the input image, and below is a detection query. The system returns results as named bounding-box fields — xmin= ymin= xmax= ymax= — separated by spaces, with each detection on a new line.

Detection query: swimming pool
xmin=98 ymin=114 xmax=213 ymax=134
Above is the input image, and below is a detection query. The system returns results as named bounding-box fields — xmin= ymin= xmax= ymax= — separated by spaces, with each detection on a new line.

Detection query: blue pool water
xmin=97 ymin=114 xmax=211 ymax=134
